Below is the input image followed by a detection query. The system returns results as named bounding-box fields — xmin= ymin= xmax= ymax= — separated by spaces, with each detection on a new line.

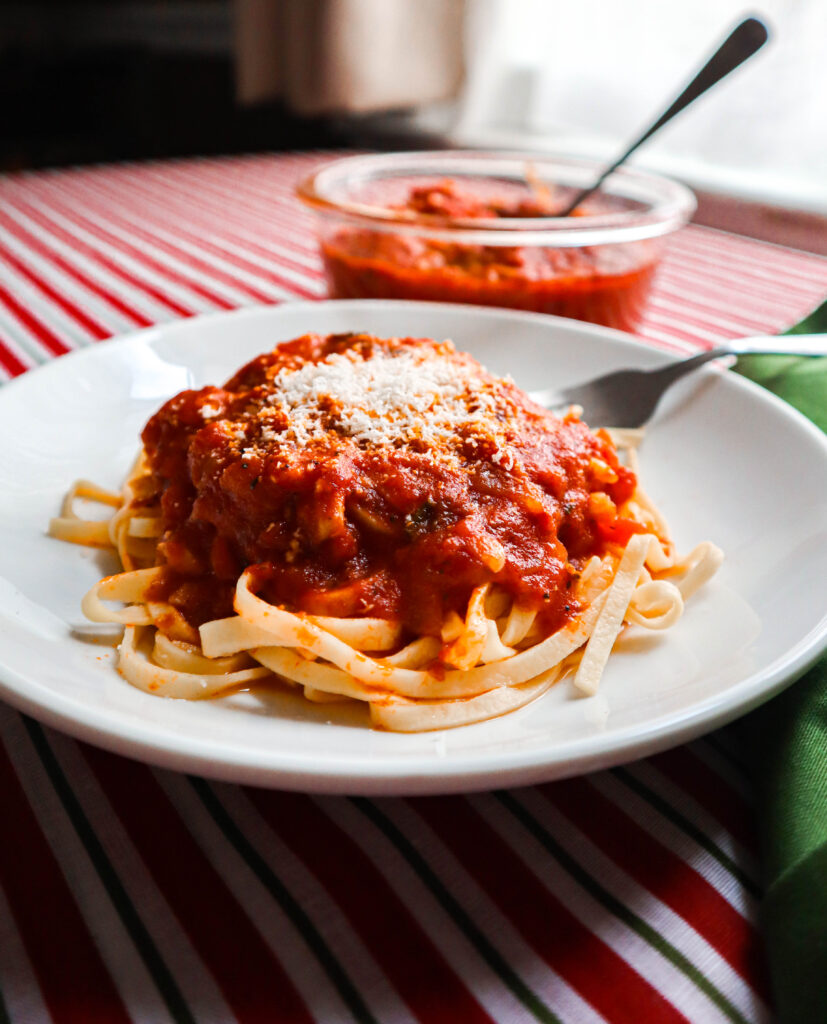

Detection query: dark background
xmin=0 ymin=0 xmax=348 ymax=172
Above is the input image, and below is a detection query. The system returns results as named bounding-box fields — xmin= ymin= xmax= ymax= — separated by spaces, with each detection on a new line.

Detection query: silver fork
xmin=528 ymin=334 xmax=827 ymax=427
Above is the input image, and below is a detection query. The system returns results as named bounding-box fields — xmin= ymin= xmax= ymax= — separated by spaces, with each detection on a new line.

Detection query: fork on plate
xmin=529 ymin=333 xmax=827 ymax=427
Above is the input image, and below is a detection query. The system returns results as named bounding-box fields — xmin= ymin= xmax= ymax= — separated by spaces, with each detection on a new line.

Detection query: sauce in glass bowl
xmin=298 ymin=152 xmax=696 ymax=332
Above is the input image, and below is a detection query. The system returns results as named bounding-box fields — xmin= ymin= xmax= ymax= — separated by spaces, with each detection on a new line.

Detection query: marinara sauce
xmin=141 ymin=333 xmax=639 ymax=640
xmin=321 ymin=182 xmax=660 ymax=332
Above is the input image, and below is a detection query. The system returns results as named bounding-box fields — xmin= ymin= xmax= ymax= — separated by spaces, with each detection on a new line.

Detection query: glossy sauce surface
xmin=141 ymin=333 xmax=637 ymax=639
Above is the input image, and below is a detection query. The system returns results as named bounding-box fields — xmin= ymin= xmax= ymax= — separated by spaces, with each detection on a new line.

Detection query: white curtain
xmin=234 ymin=0 xmax=466 ymax=115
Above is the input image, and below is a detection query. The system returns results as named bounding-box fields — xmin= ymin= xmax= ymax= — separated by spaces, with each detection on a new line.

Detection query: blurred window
xmin=453 ymin=0 xmax=826 ymax=212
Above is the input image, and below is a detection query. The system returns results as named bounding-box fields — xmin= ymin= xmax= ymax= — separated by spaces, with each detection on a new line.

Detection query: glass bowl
xmin=297 ymin=150 xmax=696 ymax=332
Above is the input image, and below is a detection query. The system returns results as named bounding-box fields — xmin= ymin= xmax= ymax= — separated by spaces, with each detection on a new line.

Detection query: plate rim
xmin=2 ymin=298 xmax=826 ymax=794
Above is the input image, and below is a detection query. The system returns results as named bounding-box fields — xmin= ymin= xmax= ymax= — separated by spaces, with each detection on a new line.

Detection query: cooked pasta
xmin=50 ymin=333 xmax=722 ymax=731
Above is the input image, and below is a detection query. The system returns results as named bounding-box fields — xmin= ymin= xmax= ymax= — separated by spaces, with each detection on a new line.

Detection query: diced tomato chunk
xmin=596 ymin=517 xmax=647 ymax=545
xmin=609 ymin=465 xmax=637 ymax=505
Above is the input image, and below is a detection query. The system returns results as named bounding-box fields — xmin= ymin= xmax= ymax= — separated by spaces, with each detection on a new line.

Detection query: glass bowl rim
xmin=296 ymin=150 xmax=697 ymax=247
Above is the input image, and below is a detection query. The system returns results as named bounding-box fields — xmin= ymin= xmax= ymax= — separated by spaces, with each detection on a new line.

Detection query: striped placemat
xmin=1 ymin=151 xmax=826 ymax=1024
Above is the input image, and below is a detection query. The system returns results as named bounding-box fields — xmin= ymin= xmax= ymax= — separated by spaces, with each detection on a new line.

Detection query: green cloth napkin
xmin=732 ymin=302 xmax=827 ymax=1024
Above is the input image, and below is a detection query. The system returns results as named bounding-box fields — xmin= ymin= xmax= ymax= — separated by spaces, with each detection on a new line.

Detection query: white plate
xmin=1 ymin=300 xmax=826 ymax=794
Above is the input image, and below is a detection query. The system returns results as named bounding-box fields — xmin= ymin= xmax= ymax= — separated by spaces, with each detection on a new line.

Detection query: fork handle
xmin=652 ymin=333 xmax=827 ymax=387
xmin=727 ymin=333 xmax=827 ymax=357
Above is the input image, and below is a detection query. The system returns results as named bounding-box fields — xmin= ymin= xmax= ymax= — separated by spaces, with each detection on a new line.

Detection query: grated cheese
xmin=263 ymin=349 xmax=505 ymax=452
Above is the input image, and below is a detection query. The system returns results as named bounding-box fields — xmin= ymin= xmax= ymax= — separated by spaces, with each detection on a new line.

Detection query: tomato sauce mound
xmin=321 ymin=180 xmax=659 ymax=331
xmin=141 ymin=332 xmax=637 ymax=638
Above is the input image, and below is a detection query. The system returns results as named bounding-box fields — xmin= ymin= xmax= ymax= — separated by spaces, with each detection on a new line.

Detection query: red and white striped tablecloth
xmin=1 ymin=152 xmax=826 ymax=1024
